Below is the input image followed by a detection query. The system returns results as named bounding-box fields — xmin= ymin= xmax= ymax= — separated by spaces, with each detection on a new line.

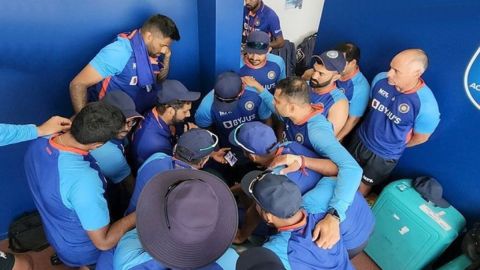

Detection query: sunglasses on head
xmin=246 ymin=41 xmax=269 ymax=50
xmin=214 ymin=87 xmax=245 ymax=103
xmin=248 ymin=170 xmax=273 ymax=203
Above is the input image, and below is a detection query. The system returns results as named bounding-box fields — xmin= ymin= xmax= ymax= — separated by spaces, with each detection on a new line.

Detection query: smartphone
xmin=224 ymin=151 xmax=238 ymax=167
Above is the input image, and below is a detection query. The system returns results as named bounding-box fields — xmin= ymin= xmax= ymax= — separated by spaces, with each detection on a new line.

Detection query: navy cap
xmin=175 ymin=128 xmax=219 ymax=162
xmin=137 ymin=169 xmax=238 ymax=269
xmin=157 ymin=80 xmax=201 ymax=104
xmin=228 ymin=121 xmax=277 ymax=155
xmin=102 ymin=91 xmax=143 ymax=119
xmin=241 ymin=170 xmax=302 ymax=218
xmin=236 ymin=247 xmax=286 ymax=270
xmin=312 ymin=50 xmax=346 ymax=73
xmin=246 ymin=31 xmax=270 ymax=54
xmin=213 ymin=72 xmax=243 ymax=112
xmin=412 ymin=176 xmax=450 ymax=208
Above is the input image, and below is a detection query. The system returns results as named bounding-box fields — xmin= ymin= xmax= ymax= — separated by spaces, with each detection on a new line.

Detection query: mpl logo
xmin=464 ymin=46 xmax=480 ymax=109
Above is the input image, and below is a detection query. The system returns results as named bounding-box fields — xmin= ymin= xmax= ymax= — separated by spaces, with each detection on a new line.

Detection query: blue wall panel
xmin=316 ymin=0 xmax=480 ymax=222
xmin=0 ymin=0 xmax=200 ymax=238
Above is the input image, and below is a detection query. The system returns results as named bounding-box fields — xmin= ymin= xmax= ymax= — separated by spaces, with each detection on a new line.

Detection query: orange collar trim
xmin=402 ymin=78 xmax=425 ymax=94
xmin=296 ymin=105 xmax=324 ymax=125
xmin=49 ymin=136 xmax=88 ymax=156
xmin=278 ymin=210 xmax=307 ymax=232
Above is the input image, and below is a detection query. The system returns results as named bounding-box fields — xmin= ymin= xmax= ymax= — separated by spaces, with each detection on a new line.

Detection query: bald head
xmin=395 ymin=49 xmax=428 ymax=75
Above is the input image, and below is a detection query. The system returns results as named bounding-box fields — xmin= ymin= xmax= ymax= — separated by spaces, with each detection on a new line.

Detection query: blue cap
xmin=412 ymin=176 xmax=450 ymax=208
xmin=312 ymin=50 xmax=346 ymax=73
xmin=246 ymin=31 xmax=270 ymax=54
xmin=102 ymin=90 xmax=143 ymax=119
xmin=157 ymin=80 xmax=201 ymax=104
xmin=236 ymin=247 xmax=286 ymax=270
xmin=228 ymin=121 xmax=277 ymax=155
xmin=241 ymin=170 xmax=302 ymax=218
xmin=175 ymin=128 xmax=219 ymax=162
xmin=213 ymin=72 xmax=243 ymax=112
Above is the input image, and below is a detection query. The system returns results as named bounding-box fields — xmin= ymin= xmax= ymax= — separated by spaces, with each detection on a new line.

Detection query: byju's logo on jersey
xmin=464 ymin=46 xmax=480 ymax=109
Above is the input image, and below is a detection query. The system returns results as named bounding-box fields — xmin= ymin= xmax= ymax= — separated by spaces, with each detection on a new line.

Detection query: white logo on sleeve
xmin=398 ymin=103 xmax=410 ymax=113
xmin=245 ymin=101 xmax=255 ymax=111
xmin=130 ymin=76 xmax=138 ymax=86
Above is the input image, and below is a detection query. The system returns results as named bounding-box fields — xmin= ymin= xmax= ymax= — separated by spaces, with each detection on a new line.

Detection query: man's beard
xmin=310 ymin=77 xmax=333 ymax=89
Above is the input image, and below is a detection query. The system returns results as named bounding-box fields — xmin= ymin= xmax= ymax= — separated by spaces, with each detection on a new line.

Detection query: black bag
xmin=8 ymin=211 xmax=49 ymax=252
xmin=295 ymin=32 xmax=318 ymax=76
xmin=462 ymin=222 xmax=480 ymax=270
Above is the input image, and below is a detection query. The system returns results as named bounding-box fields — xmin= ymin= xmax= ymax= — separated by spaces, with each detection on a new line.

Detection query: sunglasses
xmin=248 ymin=170 xmax=272 ymax=205
xmin=164 ymin=178 xmax=204 ymax=229
xmin=246 ymin=41 xmax=269 ymax=50
xmin=232 ymin=124 xmax=256 ymax=154
xmin=214 ymin=87 xmax=245 ymax=103
xmin=127 ymin=119 xmax=138 ymax=128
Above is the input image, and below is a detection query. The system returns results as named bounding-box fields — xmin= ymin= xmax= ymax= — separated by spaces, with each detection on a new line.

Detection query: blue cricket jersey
xmin=88 ymin=31 xmax=163 ymax=113
xmin=309 ymin=86 xmax=348 ymax=117
xmin=242 ymin=2 xmax=283 ymax=42
xmin=90 ymin=139 xmax=130 ymax=184
xmin=24 ymin=137 xmax=110 ymax=267
xmin=131 ymin=108 xmax=173 ymax=168
xmin=194 ymin=89 xmax=271 ymax=148
xmin=336 ymin=69 xmax=370 ymax=117
xmin=263 ymin=211 xmax=353 ymax=270
xmin=239 ymin=53 xmax=286 ymax=94
xmin=113 ymin=229 xmax=239 ymax=270
xmin=258 ymin=91 xmax=362 ymax=221
xmin=302 ymin=177 xmax=375 ymax=251
xmin=357 ymin=72 xmax=440 ymax=160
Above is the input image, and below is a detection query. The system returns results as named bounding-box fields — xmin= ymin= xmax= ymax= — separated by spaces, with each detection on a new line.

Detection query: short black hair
xmin=156 ymin=101 xmax=191 ymax=114
xmin=275 ymin=77 xmax=310 ymax=104
xmin=335 ymin=42 xmax=360 ymax=63
xmin=142 ymin=14 xmax=180 ymax=41
xmin=71 ymin=102 xmax=125 ymax=144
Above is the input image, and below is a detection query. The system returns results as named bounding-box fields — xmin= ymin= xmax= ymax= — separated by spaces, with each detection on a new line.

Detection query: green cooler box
xmin=365 ymin=179 xmax=466 ymax=270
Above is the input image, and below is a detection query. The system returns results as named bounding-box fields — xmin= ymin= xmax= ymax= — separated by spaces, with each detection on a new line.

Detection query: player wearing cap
xmin=302 ymin=50 xmax=349 ymax=135
xmin=334 ymin=42 xmax=371 ymax=141
xmin=70 ymin=14 xmax=180 ymax=114
xmin=239 ymin=31 xmax=285 ymax=94
xmin=90 ymin=91 xmax=143 ymax=187
xmin=242 ymin=0 xmax=285 ymax=49
xmin=195 ymin=71 xmax=271 ymax=184
xmin=126 ymin=128 xmax=220 ymax=214
xmin=236 ymin=247 xmax=286 ymax=270
xmin=241 ymin=171 xmax=354 ymax=269
xmin=243 ymin=76 xmax=362 ymax=249
xmin=348 ymin=49 xmax=440 ymax=195
xmin=131 ymin=80 xmax=200 ymax=168
xmin=24 ymin=103 xmax=136 ymax=267
xmin=114 ymin=170 xmax=239 ymax=270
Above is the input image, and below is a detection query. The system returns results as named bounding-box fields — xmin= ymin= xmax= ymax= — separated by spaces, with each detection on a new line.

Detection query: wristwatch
xmin=327 ymin=207 xmax=340 ymax=221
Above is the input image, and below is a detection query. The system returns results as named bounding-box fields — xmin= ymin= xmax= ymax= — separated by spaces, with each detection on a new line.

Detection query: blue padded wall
xmin=315 ymin=0 xmax=480 ymax=222
xmin=0 ymin=0 xmax=200 ymax=238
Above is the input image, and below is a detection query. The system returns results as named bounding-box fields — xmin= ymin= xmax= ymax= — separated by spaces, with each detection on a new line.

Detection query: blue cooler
xmin=365 ymin=179 xmax=466 ymax=270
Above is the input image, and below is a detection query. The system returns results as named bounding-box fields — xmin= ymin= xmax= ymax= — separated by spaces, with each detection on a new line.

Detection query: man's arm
xmin=336 ymin=116 xmax=361 ymax=141
xmin=194 ymin=91 xmax=214 ymax=128
xmin=69 ymin=64 xmax=104 ymax=113
xmin=269 ymin=35 xmax=285 ymax=49
xmin=327 ymin=99 xmax=349 ymax=136
xmin=156 ymin=46 xmax=171 ymax=82
xmin=269 ymin=154 xmax=338 ymax=176
xmin=406 ymin=132 xmax=431 ymax=147
xmin=87 ymin=213 xmax=136 ymax=250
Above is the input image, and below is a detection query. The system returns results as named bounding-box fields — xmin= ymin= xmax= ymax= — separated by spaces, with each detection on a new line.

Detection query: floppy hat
xmin=136 ymin=169 xmax=238 ymax=269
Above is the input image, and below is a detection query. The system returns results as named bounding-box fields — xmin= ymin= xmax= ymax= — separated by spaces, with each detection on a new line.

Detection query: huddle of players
xmin=8 ymin=8 xmax=439 ymax=270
